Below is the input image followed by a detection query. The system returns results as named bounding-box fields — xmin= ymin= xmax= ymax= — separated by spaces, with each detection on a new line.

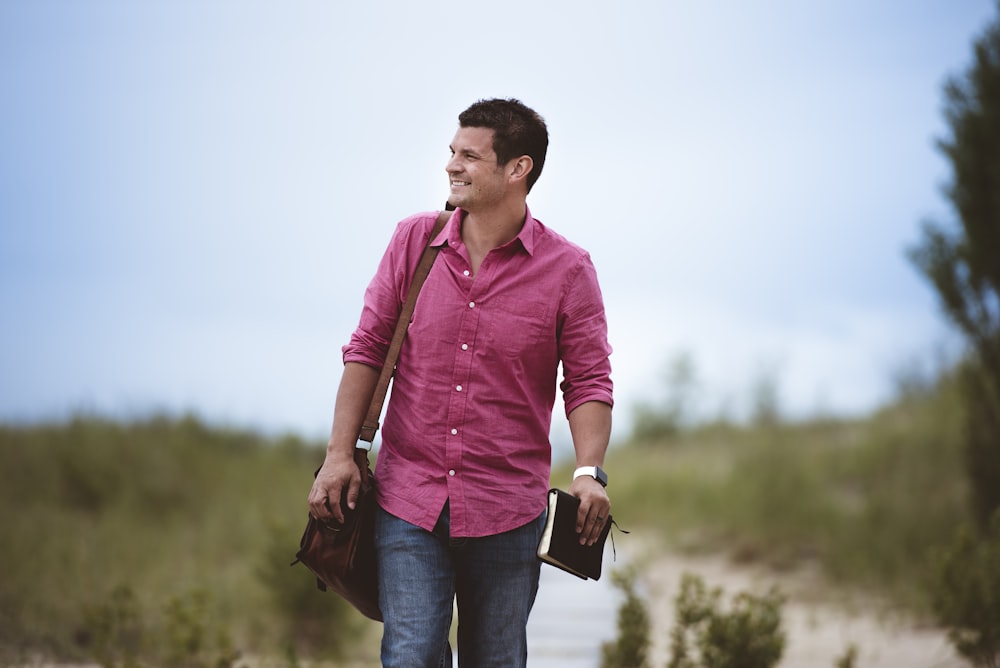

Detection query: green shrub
xmin=79 ymin=584 xmax=144 ymax=668
xmin=78 ymin=585 xmax=238 ymax=668
xmin=601 ymin=568 xmax=651 ymax=668
xmin=160 ymin=588 xmax=238 ymax=668
xmin=929 ymin=512 xmax=1000 ymax=667
xmin=667 ymin=572 xmax=785 ymax=668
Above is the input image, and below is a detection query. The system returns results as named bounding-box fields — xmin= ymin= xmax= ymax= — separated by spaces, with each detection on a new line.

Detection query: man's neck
xmin=461 ymin=199 xmax=527 ymax=254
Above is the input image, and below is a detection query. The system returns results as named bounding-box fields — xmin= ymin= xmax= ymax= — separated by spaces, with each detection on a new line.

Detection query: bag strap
xmin=357 ymin=209 xmax=451 ymax=448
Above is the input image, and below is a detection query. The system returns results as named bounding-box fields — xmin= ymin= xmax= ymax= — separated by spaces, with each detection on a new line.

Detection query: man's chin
xmin=446 ymin=193 xmax=467 ymax=210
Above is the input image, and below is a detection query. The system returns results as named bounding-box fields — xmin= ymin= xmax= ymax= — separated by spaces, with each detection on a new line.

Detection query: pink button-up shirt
xmin=343 ymin=208 xmax=613 ymax=537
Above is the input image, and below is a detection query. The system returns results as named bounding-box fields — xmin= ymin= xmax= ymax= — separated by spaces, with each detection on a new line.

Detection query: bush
xmin=667 ymin=572 xmax=785 ymax=668
xmin=79 ymin=585 xmax=144 ymax=668
xmin=601 ymin=569 xmax=651 ymax=668
xmin=929 ymin=512 xmax=1000 ymax=667
xmin=78 ymin=585 xmax=238 ymax=668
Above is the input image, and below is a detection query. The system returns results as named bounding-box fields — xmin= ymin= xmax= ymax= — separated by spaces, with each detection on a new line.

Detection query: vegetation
xmin=928 ymin=512 xmax=1000 ymax=668
xmin=0 ymin=361 xmax=978 ymax=664
xmin=0 ymin=361 xmax=987 ymax=666
xmin=666 ymin=572 xmax=785 ymax=668
xmin=600 ymin=369 xmax=968 ymax=614
xmin=600 ymin=569 xmax=651 ymax=668
xmin=0 ymin=415 xmax=380 ymax=666
xmin=600 ymin=568 xmax=785 ymax=668
xmin=597 ymin=369 xmax=983 ymax=666
xmin=909 ymin=0 xmax=1000 ymax=529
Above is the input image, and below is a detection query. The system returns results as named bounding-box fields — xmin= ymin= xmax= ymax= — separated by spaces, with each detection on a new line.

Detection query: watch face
xmin=595 ymin=466 xmax=608 ymax=486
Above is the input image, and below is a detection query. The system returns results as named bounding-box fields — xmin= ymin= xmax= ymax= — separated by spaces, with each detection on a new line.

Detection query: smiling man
xmin=308 ymin=98 xmax=614 ymax=667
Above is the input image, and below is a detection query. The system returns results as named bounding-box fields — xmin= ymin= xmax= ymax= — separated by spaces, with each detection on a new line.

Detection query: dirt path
xmin=639 ymin=547 xmax=965 ymax=668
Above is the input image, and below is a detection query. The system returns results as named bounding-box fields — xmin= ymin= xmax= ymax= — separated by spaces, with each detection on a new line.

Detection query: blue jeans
xmin=374 ymin=502 xmax=544 ymax=668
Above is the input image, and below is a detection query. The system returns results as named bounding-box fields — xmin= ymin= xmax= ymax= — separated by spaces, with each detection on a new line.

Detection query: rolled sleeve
xmin=558 ymin=254 xmax=614 ymax=416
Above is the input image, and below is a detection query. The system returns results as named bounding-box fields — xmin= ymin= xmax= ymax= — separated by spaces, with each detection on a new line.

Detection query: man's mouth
xmin=451 ymin=180 xmax=470 ymax=187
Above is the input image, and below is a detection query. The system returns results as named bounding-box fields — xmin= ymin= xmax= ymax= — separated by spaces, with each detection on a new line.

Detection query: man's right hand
xmin=307 ymin=449 xmax=363 ymax=525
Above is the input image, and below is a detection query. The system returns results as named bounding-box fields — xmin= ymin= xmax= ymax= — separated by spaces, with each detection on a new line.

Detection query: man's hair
xmin=459 ymin=98 xmax=548 ymax=193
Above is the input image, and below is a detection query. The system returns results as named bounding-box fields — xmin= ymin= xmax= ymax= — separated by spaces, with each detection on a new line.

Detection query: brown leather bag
xmin=293 ymin=448 xmax=381 ymax=620
xmin=291 ymin=210 xmax=451 ymax=622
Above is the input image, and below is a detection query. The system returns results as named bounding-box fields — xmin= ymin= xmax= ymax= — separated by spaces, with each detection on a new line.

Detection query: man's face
xmin=446 ymin=126 xmax=510 ymax=212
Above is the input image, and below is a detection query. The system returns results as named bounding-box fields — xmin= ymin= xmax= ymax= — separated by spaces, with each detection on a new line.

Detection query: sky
xmin=1 ymin=0 xmax=996 ymax=448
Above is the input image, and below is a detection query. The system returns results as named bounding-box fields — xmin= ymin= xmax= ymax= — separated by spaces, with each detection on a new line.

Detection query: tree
xmin=910 ymin=1 xmax=1000 ymax=528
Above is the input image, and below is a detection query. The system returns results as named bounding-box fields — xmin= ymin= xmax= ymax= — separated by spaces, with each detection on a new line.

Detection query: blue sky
xmin=1 ymin=1 xmax=995 ymax=444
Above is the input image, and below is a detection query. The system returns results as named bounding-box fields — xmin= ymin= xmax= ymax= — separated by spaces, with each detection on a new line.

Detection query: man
xmin=308 ymin=98 xmax=613 ymax=667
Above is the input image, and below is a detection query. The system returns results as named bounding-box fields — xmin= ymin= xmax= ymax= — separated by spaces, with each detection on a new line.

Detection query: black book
xmin=536 ymin=488 xmax=612 ymax=580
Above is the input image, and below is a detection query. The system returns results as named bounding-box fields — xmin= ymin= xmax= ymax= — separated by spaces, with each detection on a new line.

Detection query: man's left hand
xmin=567 ymin=475 xmax=610 ymax=546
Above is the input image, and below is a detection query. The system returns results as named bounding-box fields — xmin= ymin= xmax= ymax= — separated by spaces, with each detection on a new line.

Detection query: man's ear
xmin=508 ymin=156 xmax=534 ymax=185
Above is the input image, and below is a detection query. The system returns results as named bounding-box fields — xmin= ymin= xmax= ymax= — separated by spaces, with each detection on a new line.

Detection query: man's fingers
xmin=309 ymin=456 xmax=365 ymax=525
xmin=310 ymin=482 xmax=346 ymax=523
xmin=576 ymin=505 xmax=609 ymax=545
xmin=344 ymin=476 xmax=362 ymax=511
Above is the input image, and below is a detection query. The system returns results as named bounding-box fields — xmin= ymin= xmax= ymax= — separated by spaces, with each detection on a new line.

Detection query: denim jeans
xmin=374 ymin=502 xmax=545 ymax=668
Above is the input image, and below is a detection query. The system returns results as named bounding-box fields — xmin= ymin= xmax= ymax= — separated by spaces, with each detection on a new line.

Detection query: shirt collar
xmin=430 ymin=209 xmax=455 ymax=248
xmin=517 ymin=205 xmax=537 ymax=256
xmin=439 ymin=206 xmax=538 ymax=257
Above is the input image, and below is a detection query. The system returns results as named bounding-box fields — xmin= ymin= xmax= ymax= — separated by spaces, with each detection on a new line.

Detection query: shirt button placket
xmin=446 ymin=286 xmax=481 ymax=508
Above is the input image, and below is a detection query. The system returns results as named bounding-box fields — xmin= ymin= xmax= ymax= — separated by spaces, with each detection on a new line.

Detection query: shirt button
xmin=448 ymin=469 xmax=456 ymax=476
xmin=456 ymin=385 xmax=463 ymax=392
xmin=461 ymin=343 xmax=469 ymax=351
xmin=463 ymin=270 xmax=470 ymax=277
xmin=450 ymin=428 xmax=458 ymax=435
xmin=468 ymin=301 xmax=475 ymax=308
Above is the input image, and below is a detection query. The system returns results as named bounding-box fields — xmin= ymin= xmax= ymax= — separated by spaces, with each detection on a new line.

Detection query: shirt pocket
xmin=488 ymin=297 xmax=550 ymax=359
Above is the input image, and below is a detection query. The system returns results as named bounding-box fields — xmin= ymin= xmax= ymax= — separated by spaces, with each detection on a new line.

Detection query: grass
xmin=0 ymin=414 xmax=381 ymax=666
xmin=596 ymin=374 xmax=969 ymax=614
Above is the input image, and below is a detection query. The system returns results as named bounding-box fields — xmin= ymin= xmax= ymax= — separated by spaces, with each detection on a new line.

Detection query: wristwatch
xmin=573 ymin=465 xmax=608 ymax=487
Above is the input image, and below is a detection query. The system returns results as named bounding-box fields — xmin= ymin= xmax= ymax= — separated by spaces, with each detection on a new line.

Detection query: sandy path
xmin=640 ymin=548 xmax=965 ymax=668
